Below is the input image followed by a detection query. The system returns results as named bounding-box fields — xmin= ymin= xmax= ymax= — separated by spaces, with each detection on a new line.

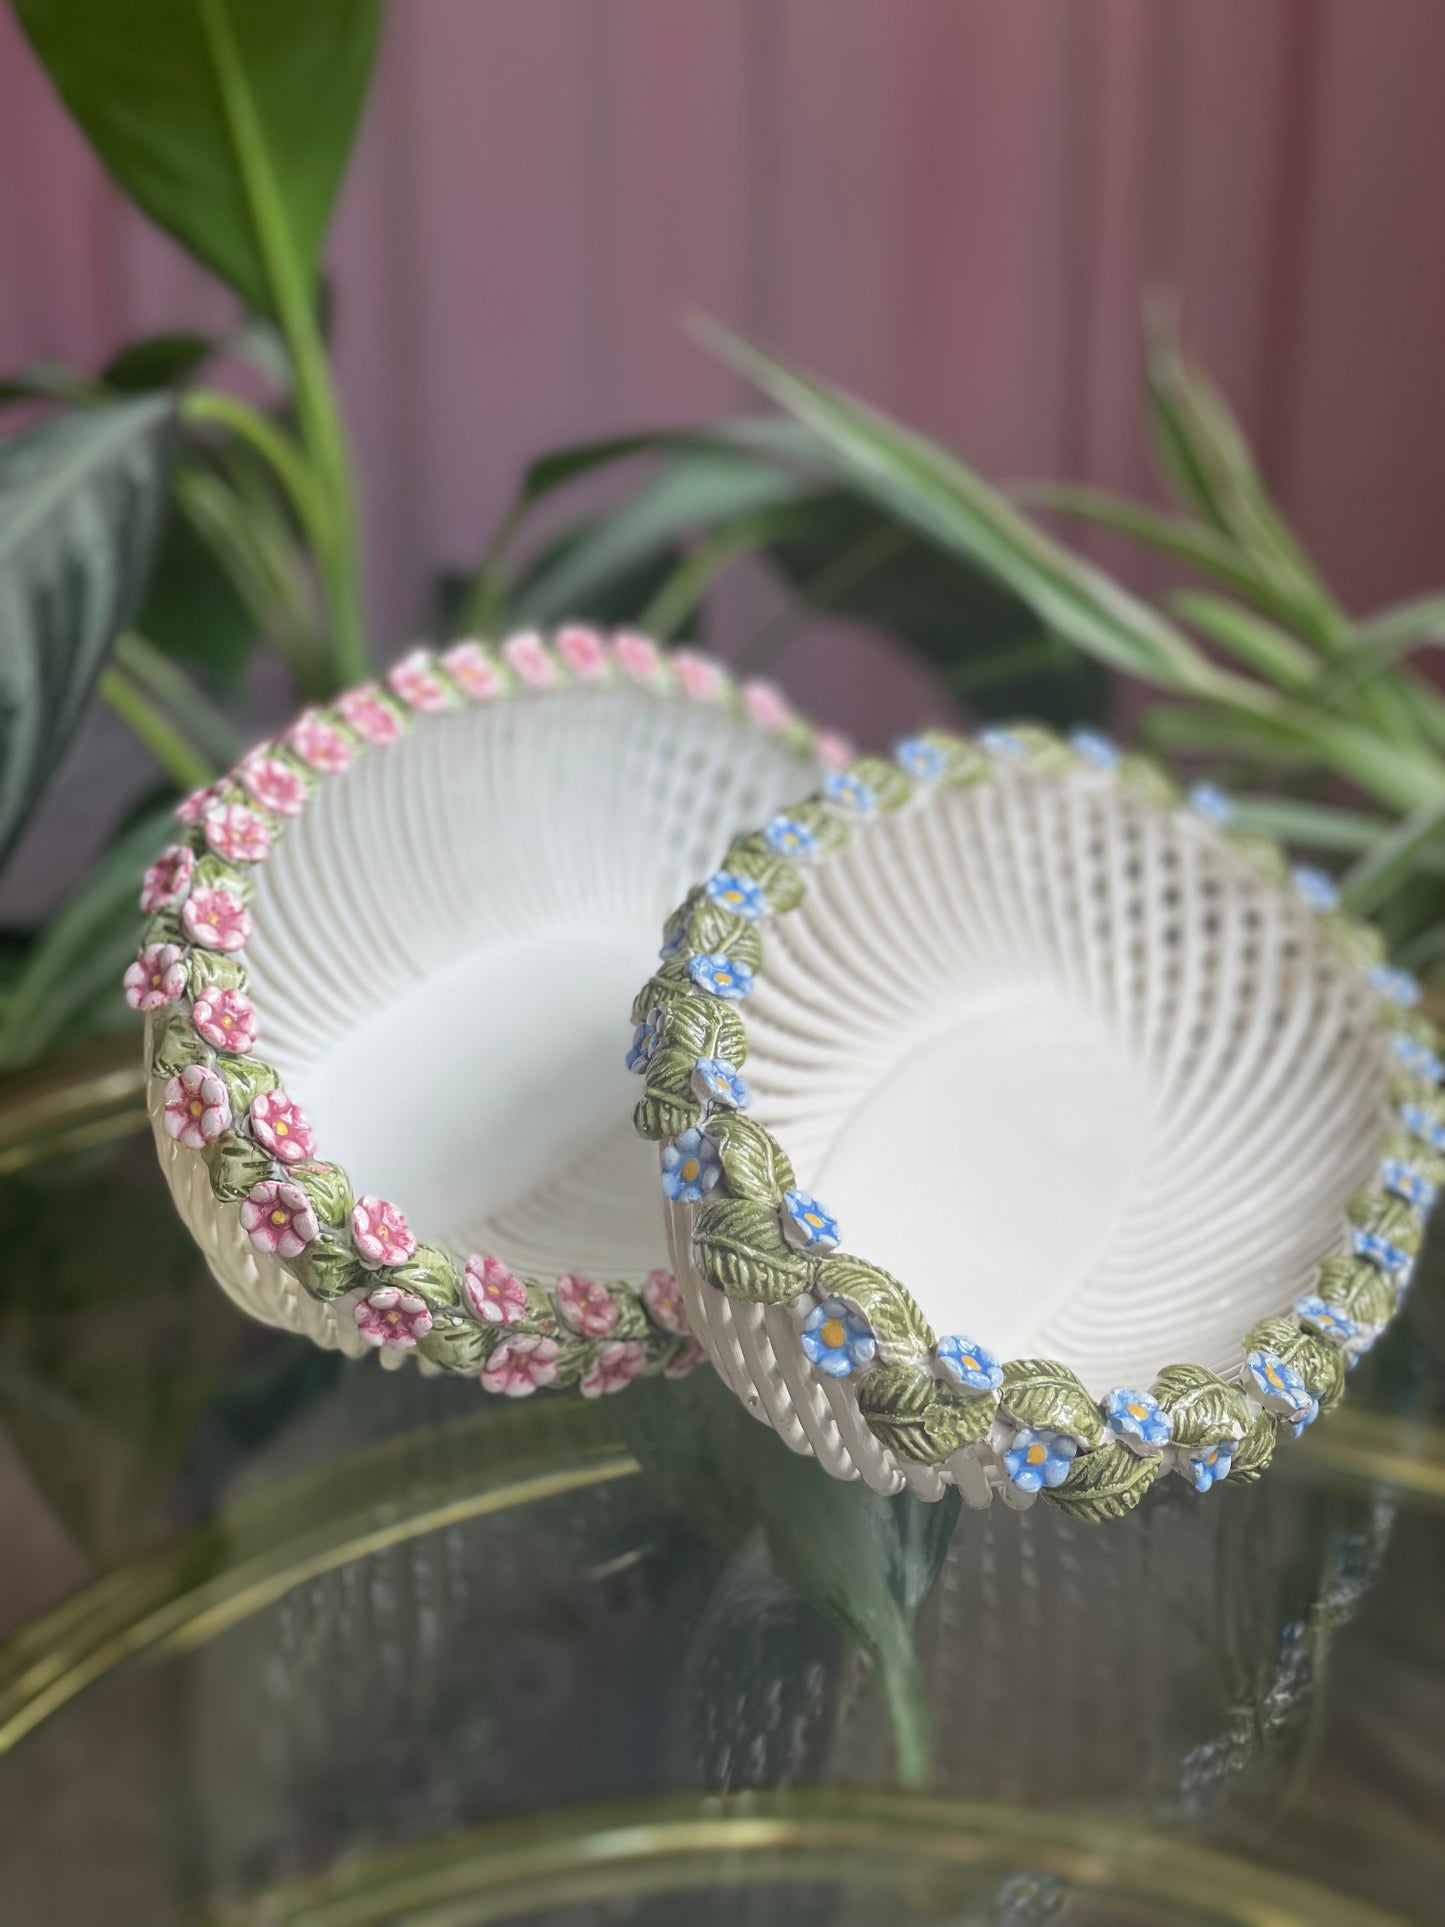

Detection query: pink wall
xmin=3 ymin=0 xmax=1444 ymax=786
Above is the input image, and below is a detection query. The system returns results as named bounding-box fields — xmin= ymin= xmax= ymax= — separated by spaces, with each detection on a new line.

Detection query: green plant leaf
xmin=1339 ymin=791 xmax=1445 ymax=918
xmin=622 ymin=1367 xmax=960 ymax=1787
xmin=0 ymin=802 xmax=175 ymax=1073
xmin=0 ymin=394 xmax=178 ymax=866
xmin=16 ymin=0 xmax=379 ymax=319
xmin=102 ymin=333 xmax=216 ymax=393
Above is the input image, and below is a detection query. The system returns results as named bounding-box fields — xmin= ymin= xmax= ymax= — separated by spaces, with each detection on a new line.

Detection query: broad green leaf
xmin=102 ymin=333 xmax=215 ymax=393
xmin=0 ymin=394 xmax=178 ymax=865
xmin=694 ymin=318 xmax=1234 ymax=700
xmin=17 ymin=0 xmax=380 ymax=318
xmin=623 ymin=1367 xmax=960 ymax=1786
xmin=0 ymin=802 xmax=176 ymax=1073
xmin=131 ymin=499 xmax=260 ymax=691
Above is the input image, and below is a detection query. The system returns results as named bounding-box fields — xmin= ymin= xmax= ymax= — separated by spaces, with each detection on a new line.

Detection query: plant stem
xmin=97 ymin=666 xmax=215 ymax=792
xmin=874 ymin=1641 xmax=932 ymax=1792
xmin=198 ymin=0 xmax=368 ymax=688
xmin=182 ymin=389 xmax=332 ymax=557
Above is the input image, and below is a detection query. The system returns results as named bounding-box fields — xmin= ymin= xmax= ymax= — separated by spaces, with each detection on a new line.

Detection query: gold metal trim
xmin=209 ymin=1790 xmax=1410 ymax=1927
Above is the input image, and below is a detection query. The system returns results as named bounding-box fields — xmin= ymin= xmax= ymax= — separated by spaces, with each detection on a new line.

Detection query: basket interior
xmin=740 ymin=772 xmax=1391 ymax=1393
xmin=242 ymin=688 xmax=811 ymax=1283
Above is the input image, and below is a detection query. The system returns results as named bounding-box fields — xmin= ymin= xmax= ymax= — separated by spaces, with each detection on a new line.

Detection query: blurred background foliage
xmin=3 ymin=0 xmax=1445 ymax=1087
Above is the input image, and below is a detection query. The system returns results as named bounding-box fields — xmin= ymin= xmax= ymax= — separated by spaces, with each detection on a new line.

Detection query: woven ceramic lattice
xmin=639 ymin=729 xmax=1436 ymax=1511
xmin=136 ymin=632 xmax=833 ymax=1382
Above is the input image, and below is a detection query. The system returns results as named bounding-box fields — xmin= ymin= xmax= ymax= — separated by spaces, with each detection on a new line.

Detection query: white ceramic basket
xmin=638 ymin=725 xmax=1441 ymax=1513
xmin=130 ymin=629 xmax=842 ymax=1389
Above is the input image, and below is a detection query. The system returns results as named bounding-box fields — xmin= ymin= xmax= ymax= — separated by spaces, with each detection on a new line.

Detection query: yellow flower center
xmin=959 ymin=1354 xmax=979 ymax=1373
xmin=150 ymin=972 xmax=163 ymax=987
xmin=681 ymin=1158 xmax=700 ymax=1182
xmin=1266 ymin=1361 xmax=1283 ymax=1389
xmin=1127 ymin=1401 xmax=1147 ymax=1419
xmin=1026 ymin=1442 xmax=1047 ymax=1466
xmin=805 ymin=1212 xmax=823 ymax=1228
xmin=275 ymin=1119 xmax=289 ymax=1136
xmin=188 ymin=1100 xmax=203 ymax=1118
xmin=820 ymin=1318 xmax=846 ymax=1350
xmin=716 ymin=972 xmax=732 ymax=986
xmin=222 ymin=1013 xmax=233 ymax=1028
xmin=271 ymin=1210 xmax=287 ymax=1226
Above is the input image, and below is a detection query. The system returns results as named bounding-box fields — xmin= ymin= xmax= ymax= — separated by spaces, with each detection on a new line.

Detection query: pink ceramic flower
xmin=182 ymin=886 xmax=252 ymax=952
xmin=672 ymin=649 xmax=728 ymax=703
xmin=288 ymin=710 xmax=353 ymax=774
xmin=354 ymin=1284 xmax=433 ymax=1350
xmin=192 ymin=984 xmax=258 ymax=1055
xmin=612 ymin=631 xmax=662 ymax=683
xmin=240 ymin=1178 xmax=318 ymax=1259
xmin=556 ymin=625 xmax=609 ymax=680
xmin=351 ymin=1194 xmax=417 ymax=1268
xmin=580 ymin=1340 xmax=647 ymax=1399
xmin=162 ymin=1063 xmax=231 ymax=1149
xmin=140 ymin=844 xmax=195 ymax=914
xmin=555 ymin=1272 xmax=619 ymax=1337
xmin=441 ymin=640 xmax=506 ymax=701
xmin=337 ymin=685 xmax=406 ymax=747
xmin=123 ymin=942 xmax=188 ymax=1013
xmin=462 ymin=1253 xmax=529 ymax=1326
xmin=175 ymin=784 xmax=218 ymax=826
xmin=815 ymin=730 xmax=856 ymax=771
xmin=663 ymin=1337 xmax=707 ymax=1380
xmin=240 ymin=753 xmax=309 ymax=818
xmin=203 ymin=802 xmax=273 ymax=864
xmin=249 ymin=1088 xmax=314 ymax=1164
xmin=641 ymin=1267 xmax=689 ymax=1336
xmin=480 ymin=1334 xmax=559 ymax=1397
xmin=501 ymin=629 xmax=559 ymax=688
xmin=387 ymin=647 xmax=454 ymax=713
xmin=741 ymin=679 xmax=793 ymax=732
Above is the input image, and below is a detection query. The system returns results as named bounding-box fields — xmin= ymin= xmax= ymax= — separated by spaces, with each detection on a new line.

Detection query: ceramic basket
xmin=636 ymin=725 xmax=1440 ymax=1515
xmin=130 ymin=628 xmax=843 ymax=1390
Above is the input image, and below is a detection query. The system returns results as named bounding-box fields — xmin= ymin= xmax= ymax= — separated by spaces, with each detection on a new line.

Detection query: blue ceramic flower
xmin=1294 ymin=1294 xmax=1358 ymax=1348
xmin=1246 ymin=1347 xmax=1313 ymax=1419
xmin=1393 ymin=1033 xmax=1445 ymax=1083
xmin=1003 ymin=1426 xmax=1078 ymax=1493
xmin=1400 ymin=1103 xmax=1445 ymax=1153
xmin=626 ymin=1006 xmax=665 ymax=1074
xmin=686 ymin=952 xmax=754 ymax=1000
xmin=894 ymin=736 xmax=948 ymax=781
xmin=1285 ymin=1392 xmax=1320 ymax=1440
xmin=1291 ymin=865 xmax=1340 ymax=914
xmin=692 ymin=1055 xmax=750 ymax=1109
xmin=661 ymin=1127 xmax=722 ymax=1203
xmin=1189 ymin=1439 xmax=1235 ymax=1493
xmin=763 ymin=814 xmax=821 ymax=860
xmin=1188 ymin=783 xmax=1233 ymax=828
xmin=979 ymin=728 xmax=1027 ymax=762
xmin=704 ymin=870 xmax=768 ymax=920
xmin=781 ymin=1188 xmax=841 ymax=1252
xmin=1380 ymin=1157 xmax=1436 ymax=1215
xmin=1104 ymin=1386 xmax=1173 ymax=1450
xmin=1353 ymin=1227 xmax=1413 ymax=1279
xmin=935 ymin=1334 xmax=1003 ymax=1394
xmin=823 ymin=769 xmax=878 ymax=815
xmin=800 ymin=1297 xmax=876 ymax=1377
xmin=1070 ymin=729 xmax=1121 ymax=771
xmin=1369 ymin=964 xmax=1421 ymax=1008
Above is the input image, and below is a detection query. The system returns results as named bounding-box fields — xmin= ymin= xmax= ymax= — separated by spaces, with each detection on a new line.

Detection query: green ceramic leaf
xmin=549 ymin=1335 xmax=600 ymax=1391
xmin=997 ymin=724 xmax=1074 ymax=774
xmin=1229 ymin=1408 xmax=1278 ymax=1486
xmin=1348 ymin=1191 xmax=1423 ymax=1257
xmin=1320 ymin=913 xmax=1385 ymax=973
xmin=635 ymin=1045 xmax=704 ymax=1140
xmin=692 ymin=1197 xmax=810 ymax=1304
xmin=289 ymin=1160 xmax=353 ymax=1229
xmin=920 ymin=733 xmax=989 ymax=787
xmin=1316 ymin=1253 xmax=1395 ymax=1328
xmin=846 ymin=756 xmax=913 ymax=811
xmin=788 ymin=798 xmax=850 ymax=856
xmin=1224 ymin=830 xmax=1290 ymax=886
xmin=0 ymin=394 xmax=177 ymax=866
xmin=1151 ymin=1362 xmax=1250 ymax=1448
xmin=630 ymin=961 xmax=695 ymax=1026
xmin=1381 ymin=1128 xmax=1445 ymax=1187
xmin=707 ymin=1111 xmax=795 ymax=1203
xmin=295 ymin=1232 xmax=364 ymax=1302
xmin=652 ymin=993 xmax=747 ymax=1067
xmin=150 ymin=1014 xmax=212 ymax=1078
xmin=1243 ymin=1316 xmax=1346 ymax=1410
xmin=674 ymin=903 xmax=764 ymax=969
xmin=16 ymin=0 xmax=380 ymax=320
xmin=998 ymin=1358 xmax=1106 ymax=1447
xmin=810 ymin=1253 xmax=934 ymax=1364
xmin=187 ymin=949 xmax=248 ymax=998
xmin=191 ymin=853 xmax=253 ymax=902
xmin=858 ymin=1364 xmax=994 ymax=1465
xmin=1116 ymin=754 xmax=1180 ymax=808
xmin=417 ymin=1311 xmax=489 ymax=1375
xmin=719 ymin=834 xmax=807 ymax=913
xmin=389 ymin=1243 xmax=460 ymax=1311
xmin=1046 ymin=1441 xmax=1162 ymax=1522
xmin=213 ymin=1054 xmax=278 ymax=1117
xmin=203 ymin=1129 xmax=274 ymax=1203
